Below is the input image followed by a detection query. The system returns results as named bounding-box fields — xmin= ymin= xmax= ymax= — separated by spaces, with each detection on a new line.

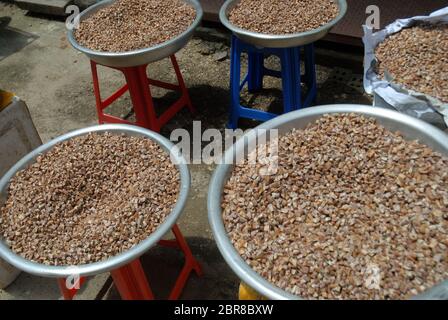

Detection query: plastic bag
xmin=363 ymin=7 xmax=448 ymax=127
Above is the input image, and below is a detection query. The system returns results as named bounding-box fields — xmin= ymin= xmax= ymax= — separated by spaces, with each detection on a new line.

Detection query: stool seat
xmin=229 ymin=35 xmax=317 ymax=129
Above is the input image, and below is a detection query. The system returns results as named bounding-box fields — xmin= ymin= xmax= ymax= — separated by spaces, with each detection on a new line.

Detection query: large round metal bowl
xmin=67 ymin=0 xmax=203 ymax=67
xmin=219 ymin=0 xmax=347 ymax=48
xmin=208 ymin=104 xmax=448 ymax=300
xmin=0 ymin=124 xmax=190 ymax=278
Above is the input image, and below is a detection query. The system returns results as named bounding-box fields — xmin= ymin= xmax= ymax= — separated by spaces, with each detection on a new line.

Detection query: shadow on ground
xmin=105 ymin=237 xmax=239 ymax=300
xmin=158 ymin=75 xmax=371 ymax=137
xmin=159 ymin=84 xmax=230 ymax=135
xmin=0 ymin=16 xmax=38 ymax=61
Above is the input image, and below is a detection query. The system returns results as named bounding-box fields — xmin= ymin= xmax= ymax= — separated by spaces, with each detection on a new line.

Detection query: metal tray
xmin=0 ymin=124 xmax=190 ymax=278
xmin=67 ymin=0 xmax=203 ymax=67
xmin=219 ymin=0 xmax=347 ymax=48
xmin=208 ymin=104 xmax=448 ymax=300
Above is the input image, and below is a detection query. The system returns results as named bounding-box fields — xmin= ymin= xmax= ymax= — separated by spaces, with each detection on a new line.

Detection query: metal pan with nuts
xmin=219 ymin=0 xmax=347 ymax=48
xmin=208 ymin=104 xmax=448 ymax=300
xmin=0 ymin=124 xmax=190 ymax=278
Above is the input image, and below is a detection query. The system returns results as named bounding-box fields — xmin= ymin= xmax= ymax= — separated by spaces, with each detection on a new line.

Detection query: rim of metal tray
xmin=67 ymin=0 xmax=203 ymax=62
xmin=0 ymin=124 xmax=190 ymax=278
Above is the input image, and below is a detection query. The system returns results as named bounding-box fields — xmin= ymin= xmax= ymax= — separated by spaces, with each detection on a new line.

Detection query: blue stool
xmin=228 ymin=35 xmax=317 ymax=129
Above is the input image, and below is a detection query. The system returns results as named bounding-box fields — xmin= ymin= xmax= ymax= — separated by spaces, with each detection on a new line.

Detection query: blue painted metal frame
xmin=228 ymin=35 xmax=317 ymax=129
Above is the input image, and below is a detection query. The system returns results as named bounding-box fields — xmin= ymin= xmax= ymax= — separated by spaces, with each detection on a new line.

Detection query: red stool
xmin=58 ymin=224 xmax=202 ymax=300
xmin=90 ymin=55 xmax=195 ymax=132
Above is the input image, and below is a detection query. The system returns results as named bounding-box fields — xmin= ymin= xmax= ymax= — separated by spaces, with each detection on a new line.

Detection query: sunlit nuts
xmin=222 ymin=113 xmax=448 ymax=300
xmin=228 ymin=0 xmax=339 ymax=35
xmin=74 ymin=0 xmax=196 ymax=52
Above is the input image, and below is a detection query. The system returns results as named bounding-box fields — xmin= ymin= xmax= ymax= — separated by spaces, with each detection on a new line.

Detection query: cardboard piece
xmin=0 ymin=94 xmax=42 ymax=288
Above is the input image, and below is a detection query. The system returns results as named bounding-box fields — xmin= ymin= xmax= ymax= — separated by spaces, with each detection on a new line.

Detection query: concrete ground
xmin=0 ymin=1 xmax=370 ymax=299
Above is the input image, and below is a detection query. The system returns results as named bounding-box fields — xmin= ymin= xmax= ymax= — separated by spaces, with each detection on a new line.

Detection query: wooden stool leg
xmin=170 ymin=55 xmax=195 ymax=114
xmin=110 ymin=259 xmax=154 ymax=300
xmin=136 ymin=64 xmax=160 ymax=132
xmin=90 ymin=61 xmax=105 ymax=124
xmin=121 ymin=67 xmax=152 ymax=129
xmin=167 ymin=224 xmax=202 ymax=300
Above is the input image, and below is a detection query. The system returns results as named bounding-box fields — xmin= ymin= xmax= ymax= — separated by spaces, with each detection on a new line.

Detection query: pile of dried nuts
xmin=222 ymin=114 xmax=448 ymax=299
xmin=376 ymin=23 xmax=448 ymax=103
xmin=228 ymin=0 xmax=339 ymax=35
xmin=74 ymin=0 xmax=196 ymax=52
xmin=0 ymin=133 xmax=180 ymax=266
